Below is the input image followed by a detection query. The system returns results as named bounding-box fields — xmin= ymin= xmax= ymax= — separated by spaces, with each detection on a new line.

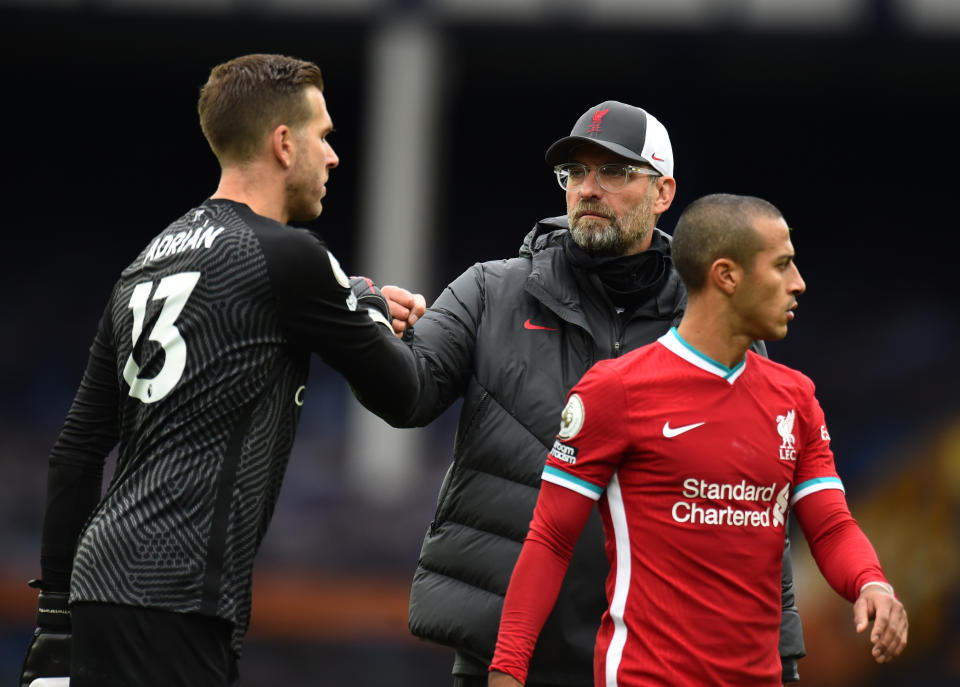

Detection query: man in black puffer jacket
xmin=369 ymin=101 xmax=805 ymax=686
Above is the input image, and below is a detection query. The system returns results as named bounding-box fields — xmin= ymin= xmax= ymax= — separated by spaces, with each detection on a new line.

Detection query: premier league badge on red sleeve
xmin=558 ymin=394 xmax=585 ymax=440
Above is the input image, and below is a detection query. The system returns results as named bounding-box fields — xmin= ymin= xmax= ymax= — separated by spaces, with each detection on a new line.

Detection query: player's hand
xmin=348 ymin=276 xmax=394 ymax=332
xmin=853 ymin=583 xmax=907 ymax=663
xmin=380 ymin=284 xmax=426 ymax=337
xmin=488 ymin=670 xmax=523 ymax=686
xmin=19 ymin=586 xmax=72 ymax=687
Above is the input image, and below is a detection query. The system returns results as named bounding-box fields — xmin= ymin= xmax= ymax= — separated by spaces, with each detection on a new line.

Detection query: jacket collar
xmin=518 ymin=215 xmax=568 ymax=259
xmin=521 ymin=215 xmax=686 ymax=325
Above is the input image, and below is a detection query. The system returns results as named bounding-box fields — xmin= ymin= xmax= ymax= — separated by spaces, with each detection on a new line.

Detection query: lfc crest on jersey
xmin=777 ymin=409 xmax=797 ymax=461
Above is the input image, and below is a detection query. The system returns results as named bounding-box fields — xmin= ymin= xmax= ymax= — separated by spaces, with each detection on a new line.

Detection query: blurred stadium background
xmin=1 ymin=0 xmax=958 ymax=684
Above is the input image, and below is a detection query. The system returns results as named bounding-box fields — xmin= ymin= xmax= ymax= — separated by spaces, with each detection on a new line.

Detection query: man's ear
xmin=709 ymin=257 xmax=740 ymax=295
xmin=271 ymin=124 xmax=295 ymax=169
xmin=652 ymin=176 xmax=677 ymax=215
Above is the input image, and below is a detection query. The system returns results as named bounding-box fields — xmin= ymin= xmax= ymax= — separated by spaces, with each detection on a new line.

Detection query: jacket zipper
xmin=612 ymin=309 xmax=626 ymax=357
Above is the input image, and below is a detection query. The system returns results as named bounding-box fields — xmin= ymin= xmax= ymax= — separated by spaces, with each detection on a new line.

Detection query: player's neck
xmin=675 ymin=303 xmax=752 ymax=369
xmin=211 ymin=165 xmax=287 ymax=224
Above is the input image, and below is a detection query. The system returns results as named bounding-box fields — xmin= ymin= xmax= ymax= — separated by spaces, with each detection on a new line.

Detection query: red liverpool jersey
xmin=541 ymin=328 xmax=843 ymax=686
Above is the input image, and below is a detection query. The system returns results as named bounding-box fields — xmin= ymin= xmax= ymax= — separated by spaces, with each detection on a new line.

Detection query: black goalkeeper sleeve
xmin=40 ymin=299 xmax=120 ymax=591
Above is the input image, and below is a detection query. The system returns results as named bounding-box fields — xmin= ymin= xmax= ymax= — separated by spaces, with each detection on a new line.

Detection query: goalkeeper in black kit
xmin=19 ymin=53 xmax=424 ymax=687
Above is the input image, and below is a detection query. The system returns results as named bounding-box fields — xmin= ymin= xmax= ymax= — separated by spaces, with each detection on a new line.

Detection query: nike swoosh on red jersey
xmin=524 ymin=319 xmax=558 ymax=331
xmin=662 ymin=421 xmax=705 ymax=438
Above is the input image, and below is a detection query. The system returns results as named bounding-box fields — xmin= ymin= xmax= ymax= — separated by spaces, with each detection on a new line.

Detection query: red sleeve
xmin=489 ymin=480 xmax=595 ymax=683
xmin=793 ymin=488 xmax=889 ymax=602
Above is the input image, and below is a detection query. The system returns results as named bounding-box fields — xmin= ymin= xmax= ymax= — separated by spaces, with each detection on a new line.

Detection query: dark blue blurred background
xmin=2 ymin=1 xmax=958 ymax=685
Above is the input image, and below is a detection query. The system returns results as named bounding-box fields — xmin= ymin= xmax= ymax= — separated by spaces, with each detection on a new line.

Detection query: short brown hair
xmin=198 ymin=53 xmax=324 ymax=165
xmin=672 ymin=193 xmax=783 ymax=293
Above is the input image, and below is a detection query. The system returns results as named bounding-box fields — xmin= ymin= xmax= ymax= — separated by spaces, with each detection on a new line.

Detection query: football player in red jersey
xmin=489 ymin=193 xmax=907 ymax=686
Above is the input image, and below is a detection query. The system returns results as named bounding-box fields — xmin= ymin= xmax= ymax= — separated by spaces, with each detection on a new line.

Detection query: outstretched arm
xmin=379 ymin=265 xmax=488 ymax=426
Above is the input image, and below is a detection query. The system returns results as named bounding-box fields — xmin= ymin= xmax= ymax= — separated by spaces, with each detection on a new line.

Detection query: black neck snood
xmin=563 ymin=231 xmax=671 ymax=310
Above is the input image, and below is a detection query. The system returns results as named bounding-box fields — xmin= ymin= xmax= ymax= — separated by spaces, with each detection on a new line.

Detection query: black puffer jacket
xmin=387 ymin=216 xmax=805 ymax=685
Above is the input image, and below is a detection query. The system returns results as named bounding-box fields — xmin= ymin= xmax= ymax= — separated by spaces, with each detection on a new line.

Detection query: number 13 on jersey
xmin=122 ymin=272 xmax=200 ymax=404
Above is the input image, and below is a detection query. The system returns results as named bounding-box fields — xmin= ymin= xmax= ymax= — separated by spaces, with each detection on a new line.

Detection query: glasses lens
xmin=598 ymin=164 xmax=629 ymax=191
xmin=556 ymin=164 xmax=586 ymax=190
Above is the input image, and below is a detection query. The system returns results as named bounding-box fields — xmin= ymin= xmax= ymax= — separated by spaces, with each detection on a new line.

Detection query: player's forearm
xmin=795 ymin=489 xmax=888 ymax=602
xmin=390 ymin=266 xmax=484 ymax=425
xmin=491 ymin=482 xmax=593 ymax=683
xmin=490 ymin=537 xmax=568 ymax=684
xmin=387 ymin=289 xmax=482 ymax=426
xmin=41 ymin=322 xmax=119 ymax=589
xmin=363 ymin=324 xmax=467 ymax=428
xmin=40 ymin=461 xmax=106 ymax=590
xmin=339 ymin=330 xmax=425 ymax=423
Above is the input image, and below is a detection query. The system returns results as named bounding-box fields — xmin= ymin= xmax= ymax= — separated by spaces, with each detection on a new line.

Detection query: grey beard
xmin=569 ymin=215 xmax=652 ymax=257
xmin=569 ymin=221 xmax=627 ymax=256
xmin=567 ymin=188 xmax=657 ymax=256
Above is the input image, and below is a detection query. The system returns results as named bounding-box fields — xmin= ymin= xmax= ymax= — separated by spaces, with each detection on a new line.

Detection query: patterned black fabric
xmin=42 ymin=198 xmax=419 ymax=653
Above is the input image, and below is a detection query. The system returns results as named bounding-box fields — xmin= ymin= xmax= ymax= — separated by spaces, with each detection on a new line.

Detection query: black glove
xmin=19 ymin=581 xmax=71 ymax=687
xmin=348 ymin=276 xmax=392 ymax=330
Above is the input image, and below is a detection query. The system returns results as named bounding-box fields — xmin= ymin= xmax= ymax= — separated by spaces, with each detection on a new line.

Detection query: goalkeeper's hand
xmin=19 ymin=582 xmax=71 ymax=687
xmin=350 ymin=277 xmax=425 ymax=338
xmin=349 ymin=276 xmax=393 ymax=333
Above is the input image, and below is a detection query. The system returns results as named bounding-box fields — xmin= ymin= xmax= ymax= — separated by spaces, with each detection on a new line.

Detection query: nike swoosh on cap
xmin=662 ymin=421 xmax=705 ymax=438
xmin=524 ymin=318 xmax=558 ymax=331
xmin=651 ymin=153 xmax=665 ymax=161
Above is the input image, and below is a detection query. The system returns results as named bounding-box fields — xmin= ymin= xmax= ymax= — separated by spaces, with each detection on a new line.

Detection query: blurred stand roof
xmin=1 ymin=0 xmax=960 ymax=34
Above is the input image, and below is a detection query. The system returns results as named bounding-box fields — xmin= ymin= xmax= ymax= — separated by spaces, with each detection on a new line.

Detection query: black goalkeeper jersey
xmin=39 ymin=198 xmax=419 ymax=652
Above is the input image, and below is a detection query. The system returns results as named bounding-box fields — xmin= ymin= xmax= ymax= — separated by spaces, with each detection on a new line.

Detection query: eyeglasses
xmin=554 ymin=162 xmax=660 ymax=193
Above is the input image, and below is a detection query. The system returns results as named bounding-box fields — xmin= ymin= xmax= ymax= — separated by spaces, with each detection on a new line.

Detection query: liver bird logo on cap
xmin=586 ymin=108 xmax=609 ymax=133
